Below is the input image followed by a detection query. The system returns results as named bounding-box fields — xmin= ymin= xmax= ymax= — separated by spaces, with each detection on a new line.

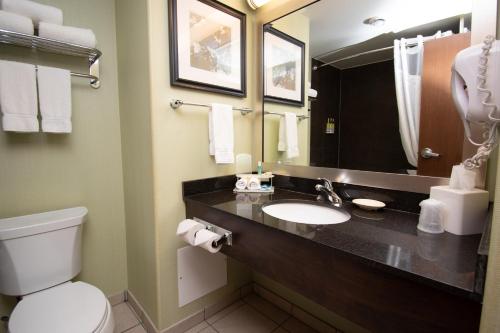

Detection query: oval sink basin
xmin=262 ymin=201 xmax=351 ymax=225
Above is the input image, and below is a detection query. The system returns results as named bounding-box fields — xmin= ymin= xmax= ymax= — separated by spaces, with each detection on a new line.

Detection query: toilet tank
xmin=0 ymin=207 xmax=87 ymax=296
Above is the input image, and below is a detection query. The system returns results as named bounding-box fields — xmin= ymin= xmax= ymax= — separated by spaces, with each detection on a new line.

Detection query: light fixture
xmin=247 ymin=0 xmax=271 ymax=10
xmin=363 ymin=17 xmax=386 ymax=27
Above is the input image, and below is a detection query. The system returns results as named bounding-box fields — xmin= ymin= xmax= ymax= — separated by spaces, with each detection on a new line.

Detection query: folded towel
xmin=235 ymin=177 xmax=248 ymax=190
xmin=39 ymin=22 xmax=96 ymax=48
xmin=1 ymin=0 xmax=62 ymax=27
xmin=247 ymin=177 xmax=261 ymax=191
xmin=209 ymin=103 xmax=234 ymax=164
xmin=0 ymin=10 xmax=34 ymax=35
xmin=278 ymin=117 xmax=286 ymax=151
xmin=0 ymin=60 xmax=38 ymax=132
xmin=308 ymin=88 xmax=318 ymax=98
xmin=284 ymin=112 xmax=299 ymax=159
xmin=37 ymin=65 xmax=72 ymax=133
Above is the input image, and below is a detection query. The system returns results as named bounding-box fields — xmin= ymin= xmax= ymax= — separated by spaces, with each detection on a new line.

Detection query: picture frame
xmin=168 ymin=0 xmax=247 ymax=97
xmin=264 ymin=26 xmax=305 ymax=107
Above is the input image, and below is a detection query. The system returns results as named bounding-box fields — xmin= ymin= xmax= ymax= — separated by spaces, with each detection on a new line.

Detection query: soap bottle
xmin=257 ymin=161 xmax=263 ymax=175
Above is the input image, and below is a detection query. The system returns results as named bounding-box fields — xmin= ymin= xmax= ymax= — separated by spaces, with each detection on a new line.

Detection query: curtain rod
xmin=313 ymin=46 xmax=395 ymax=70
xmin=314 ymin=31 xmax=458 ymax=70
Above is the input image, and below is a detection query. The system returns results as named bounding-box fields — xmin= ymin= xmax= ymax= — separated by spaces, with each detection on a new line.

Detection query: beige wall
xmin=0 ymin=0 xmax=128 ymax=331
xmin=263 ymin=13 xmax=311 ymax=166
xmin=115 ymin=0 xmax=255 ymax=329
xmin=479 ymin=4 xmax=500 ymax=332
xmin=148 ymin=0 xmax=254 ymax=328
xmin=115 ymin=0 xmax=160 ymax=326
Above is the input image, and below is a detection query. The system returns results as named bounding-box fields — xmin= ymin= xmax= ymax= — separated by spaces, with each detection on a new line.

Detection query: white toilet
xmin=0 ymin=207 xmax=115 ymax=333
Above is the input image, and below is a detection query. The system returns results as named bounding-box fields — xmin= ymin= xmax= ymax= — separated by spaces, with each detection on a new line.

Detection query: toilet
xmin=0 ymin=207 xmax=114 ymax=333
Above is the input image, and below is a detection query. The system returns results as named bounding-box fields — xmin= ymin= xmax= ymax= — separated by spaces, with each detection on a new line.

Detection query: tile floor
xmin=113 ymin=293 xmax=320 ymax=333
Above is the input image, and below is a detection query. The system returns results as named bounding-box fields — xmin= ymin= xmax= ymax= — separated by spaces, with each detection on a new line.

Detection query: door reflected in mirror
xmin=262 ymin=0 xmax=473 ymax=178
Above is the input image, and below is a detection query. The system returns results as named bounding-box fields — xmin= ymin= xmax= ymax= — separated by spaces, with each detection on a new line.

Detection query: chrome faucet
xmin=315 ymin=178 xmax=343 ymax=208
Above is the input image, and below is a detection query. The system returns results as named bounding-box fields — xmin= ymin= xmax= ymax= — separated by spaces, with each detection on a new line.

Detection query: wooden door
xmin=417 ymin=33 xmax=470 ymax=177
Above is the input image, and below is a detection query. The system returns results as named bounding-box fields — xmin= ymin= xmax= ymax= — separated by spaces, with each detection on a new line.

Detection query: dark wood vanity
xmin=183 ymin=175 xmax=484 ymax=333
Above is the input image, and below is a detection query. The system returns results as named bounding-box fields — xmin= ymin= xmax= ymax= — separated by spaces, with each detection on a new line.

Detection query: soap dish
xmin=352 ymin=199 xmax=386 ymax=211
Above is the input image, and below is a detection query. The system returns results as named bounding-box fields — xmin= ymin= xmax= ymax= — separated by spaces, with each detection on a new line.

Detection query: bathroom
xmin=0 ymin=0 xmax=499 ymax=332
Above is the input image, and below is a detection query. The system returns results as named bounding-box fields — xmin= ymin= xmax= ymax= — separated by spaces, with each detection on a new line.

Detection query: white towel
xmin=278 ymin=117 xmax=286 ymax=151
xmin=235 ymin=177 xmax=248 ymax=190
xmin=247 ymin=177 xmax=261 ymax=191
xmin=39 ymin=22 xmax=96 ymax=48
xmin=0 ymin=60 xmax=38 ymax=132
xmin=1 ymin=0 xmax=62 ymax=27
xmin=37 ymin=66 xmax=72 ymax=133
xmin=209 ymin=103 xmax=234 ymax=164
xmin=0 ymin=10 xmax=34 ymax=35
xmin=284 ymin=112 xmax=299 ymax=159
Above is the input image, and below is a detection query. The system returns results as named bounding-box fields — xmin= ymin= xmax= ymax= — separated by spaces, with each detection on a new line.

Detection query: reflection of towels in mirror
xmin=277 ymin=113 xmax=299 ymax=158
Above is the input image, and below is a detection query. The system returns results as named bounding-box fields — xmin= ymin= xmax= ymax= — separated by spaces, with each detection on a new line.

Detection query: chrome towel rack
xmin=170 ymin=99 xmax=253 ymax=116
xmin=0 ymin=29 xmax=102 ymax=88
xmin=264 ymin=111 xmax=309 ymax=121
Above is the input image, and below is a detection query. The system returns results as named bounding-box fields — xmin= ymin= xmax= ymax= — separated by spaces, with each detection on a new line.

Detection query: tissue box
xmin=430 ymin=186 xmax=488 ymax=235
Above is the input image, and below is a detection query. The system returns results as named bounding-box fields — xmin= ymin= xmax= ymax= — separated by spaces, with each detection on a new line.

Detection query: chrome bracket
xmin=194 ymin=217 xmax=232 ymax=247
xmin=89 ymin=58 xmax=100 ymax=89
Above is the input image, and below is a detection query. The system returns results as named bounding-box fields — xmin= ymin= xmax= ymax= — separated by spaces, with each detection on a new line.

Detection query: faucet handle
xmin=317 ymin=177 xmax=333 ymax=190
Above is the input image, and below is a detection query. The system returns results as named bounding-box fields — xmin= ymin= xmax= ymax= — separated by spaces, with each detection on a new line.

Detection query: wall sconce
xmin=247 ymin=0 xmax=271 ymax=10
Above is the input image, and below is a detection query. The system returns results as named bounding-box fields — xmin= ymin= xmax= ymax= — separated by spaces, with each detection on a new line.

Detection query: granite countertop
xmin=184 ymin=187 xmax=482 ymax=299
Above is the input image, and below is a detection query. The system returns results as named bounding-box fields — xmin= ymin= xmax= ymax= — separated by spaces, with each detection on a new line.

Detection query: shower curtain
xmin=393 ymin=35 xmax=424 ymax=167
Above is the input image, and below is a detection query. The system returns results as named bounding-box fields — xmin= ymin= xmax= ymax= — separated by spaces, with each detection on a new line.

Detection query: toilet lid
xmin=9 ymin=282 xmax=107 ymax=333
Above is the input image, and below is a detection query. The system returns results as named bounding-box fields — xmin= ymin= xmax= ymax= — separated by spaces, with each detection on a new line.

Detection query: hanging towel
xmin=284 ymin=112 xmax=299 ymax=159
xmin=37 ymin=66 xmax=72 ymax=133
xmin=285 ymin=112 xmax=299 ymax=158
xmin=209 ymin=103 xmax=234 ymax=164
xmin=1 ymin=0 xmax=62 ymax=28
xmin=0 ymin=10 xmax=34 ymax=35
xmin=39 ymin=22 xmax=96 ymax=48
xmin=278 ymin=117 xmax=286 ymax=151
xmin=0 ymin=60 xmax=38 ymax=132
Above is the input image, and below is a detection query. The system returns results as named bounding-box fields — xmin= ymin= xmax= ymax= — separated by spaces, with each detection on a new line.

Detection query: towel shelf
xmin=264 ymin=111 xmax=309 ymax=121
xmin=170 ymin=99 xmax=252 ymax=116
xmin=0 ymin=29 xmax=101 ymax=88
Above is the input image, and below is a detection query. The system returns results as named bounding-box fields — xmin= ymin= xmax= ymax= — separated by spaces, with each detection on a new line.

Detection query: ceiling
xmin=274 ymin=0 xmax=473 ymax=69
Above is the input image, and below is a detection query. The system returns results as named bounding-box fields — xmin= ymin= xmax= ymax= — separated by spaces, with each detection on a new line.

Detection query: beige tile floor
xmin=113 ymin=293 xmax=320 ymax=333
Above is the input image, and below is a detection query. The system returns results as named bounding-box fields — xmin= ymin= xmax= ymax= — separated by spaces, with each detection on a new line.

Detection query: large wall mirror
xmin=262 ymin=0 xmax=474 ymax=180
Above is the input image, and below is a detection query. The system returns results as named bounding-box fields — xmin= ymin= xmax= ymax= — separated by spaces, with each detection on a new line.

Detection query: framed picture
xmin=168 ymin=0 xmax=246 ymax=97
xmin=264 ymin=26 xmax=305 ymax=106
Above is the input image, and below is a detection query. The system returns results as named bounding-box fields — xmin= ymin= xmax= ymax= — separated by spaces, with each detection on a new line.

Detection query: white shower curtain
xmin=394 ymin=35 xmax=424 ymax=167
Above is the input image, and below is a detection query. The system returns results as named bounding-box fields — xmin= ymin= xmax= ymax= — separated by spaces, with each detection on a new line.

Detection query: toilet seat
xmin=9 ymin=281 xmax=109 ymax=333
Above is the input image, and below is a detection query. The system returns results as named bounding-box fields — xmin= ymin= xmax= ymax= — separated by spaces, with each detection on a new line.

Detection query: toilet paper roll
xmin=194 ymin=229 xmax=223 ymax=253
xmin=176 ymin=219 xmax=205 ymax=246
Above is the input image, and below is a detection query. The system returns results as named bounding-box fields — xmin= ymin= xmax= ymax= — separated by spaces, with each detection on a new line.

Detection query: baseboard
xmin=126 ymin=283 xmax=253 ymax=333
xmin=107 ymin=290 xmax=126 ymax=306
xmin=124 ymin=281 xmax=339 ymax=333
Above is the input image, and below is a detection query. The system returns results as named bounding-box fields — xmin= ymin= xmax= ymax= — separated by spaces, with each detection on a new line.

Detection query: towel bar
xmin=264 ymin=111 xmax=309 ymax=121
xmin=170 ymin=99 xmax=252 ymax=116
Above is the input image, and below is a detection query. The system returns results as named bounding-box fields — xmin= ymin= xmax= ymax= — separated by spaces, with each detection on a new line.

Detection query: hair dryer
xmin=451 ymin=35 xmax=500 ymax=168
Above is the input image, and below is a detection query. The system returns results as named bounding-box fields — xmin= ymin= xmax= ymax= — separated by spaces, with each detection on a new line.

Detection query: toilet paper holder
xmin=194 ymin=217 xmax=233 ymax=247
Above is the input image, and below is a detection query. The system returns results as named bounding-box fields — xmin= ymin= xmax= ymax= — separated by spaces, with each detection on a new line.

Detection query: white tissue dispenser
xmin=430 ymin=186 xmax=488 ymax=235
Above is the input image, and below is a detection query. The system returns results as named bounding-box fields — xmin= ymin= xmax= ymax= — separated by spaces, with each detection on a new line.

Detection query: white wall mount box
xmin=177 ymin=246 xmax=227 ymax=307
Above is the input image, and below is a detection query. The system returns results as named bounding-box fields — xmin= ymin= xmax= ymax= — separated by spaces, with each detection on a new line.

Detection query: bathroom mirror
xmin=262 ymin=0 xmax=474 ymax=179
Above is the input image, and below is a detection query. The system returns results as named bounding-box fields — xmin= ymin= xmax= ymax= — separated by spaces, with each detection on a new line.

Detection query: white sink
xmin=262 ymin=201 xmax=351 ymax=225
